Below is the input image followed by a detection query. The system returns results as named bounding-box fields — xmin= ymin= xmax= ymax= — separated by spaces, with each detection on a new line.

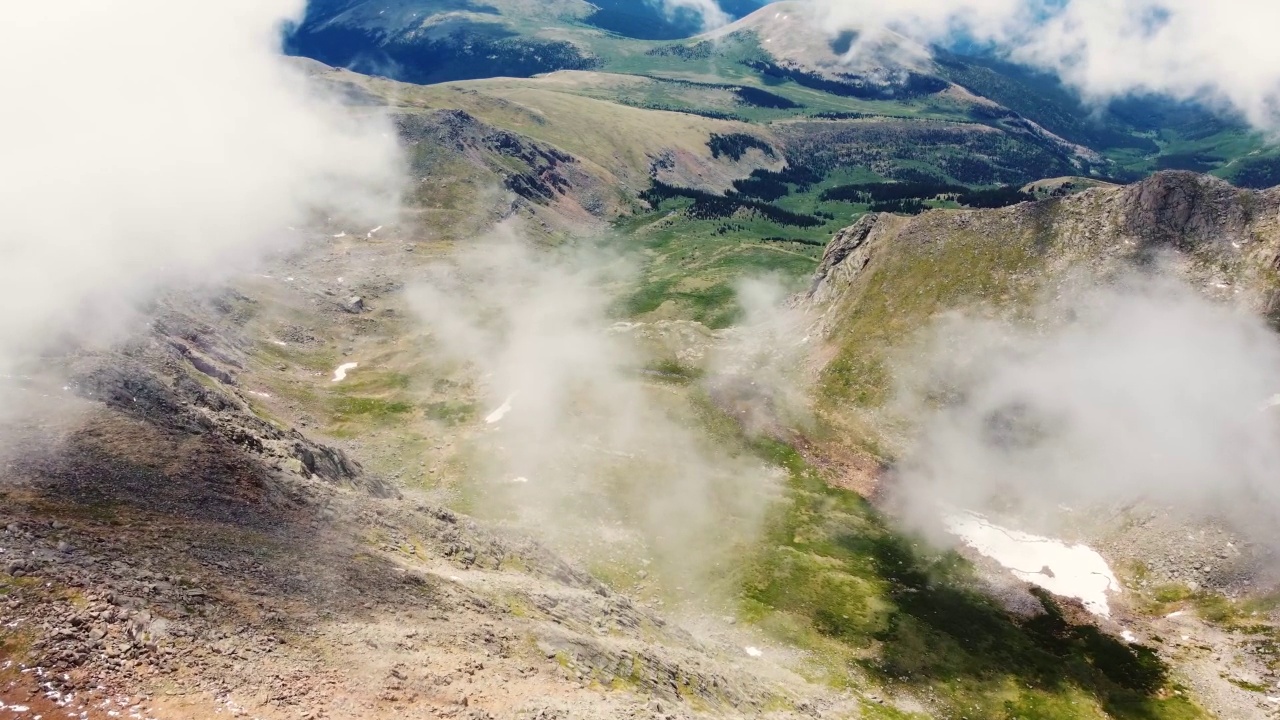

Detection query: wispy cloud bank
xmin=890 ymin=269 xmax=1280 ymax=543
xmin=808 ymin=0 xmax=1280 ymax=129
xmin=408 ymin=221 xmax=782 ymax=594
xmin=0 ymin=0 xmax=402 ymax=370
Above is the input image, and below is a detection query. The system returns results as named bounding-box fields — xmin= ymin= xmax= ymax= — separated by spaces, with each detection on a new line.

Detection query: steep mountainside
xmin=806 ymin=171 xmax=1280 ymax=408
xmin=800 ymin=171 xmax=1280 ymax=463
xmin=792 ymin=171 xmax=1280 ymax=719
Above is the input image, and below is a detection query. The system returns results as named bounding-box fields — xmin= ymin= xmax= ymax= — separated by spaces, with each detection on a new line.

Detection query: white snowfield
xmin=332 ymin=362 xmax=359 ymax=383
xmin=943 ymin=510 xmax=1121 ymax=617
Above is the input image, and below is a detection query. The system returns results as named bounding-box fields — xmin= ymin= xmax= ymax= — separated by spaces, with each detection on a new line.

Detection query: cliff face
xmin=806 ymin=171 xmax=1280 ymax=326
xmin=1117 ymin=171 xmax=1261 ymax=248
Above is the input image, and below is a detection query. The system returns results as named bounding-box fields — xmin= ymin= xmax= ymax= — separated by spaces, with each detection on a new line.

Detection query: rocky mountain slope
xmin=805 ymin=171 xmax=1280 ymax=407
xmin=7 ymin=158 xmax=1278 ymax=720
xmin=784 ymin=171 xmax=1280 ymax=720
xmin=6 ymin=36 xmax=1280 ymax=718
xmin=0 ymin=229 xmax=860 ymax=720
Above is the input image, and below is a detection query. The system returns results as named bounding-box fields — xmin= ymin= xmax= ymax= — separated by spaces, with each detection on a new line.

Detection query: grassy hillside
xmin=738 ymin=436 xmax=1205 ymax=720
xmin=290 ymin=0 xmax=1269 ymax=189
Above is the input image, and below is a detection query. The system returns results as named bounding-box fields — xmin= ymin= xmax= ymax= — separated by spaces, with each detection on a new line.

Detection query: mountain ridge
xmin=286 ymin=0 xmax=1277 ymax=185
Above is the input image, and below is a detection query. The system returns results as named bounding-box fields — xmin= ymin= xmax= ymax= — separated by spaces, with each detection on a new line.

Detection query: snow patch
xmin=332 ymin=362 xmax=359 ymax=382
xmin=943 ymin=510 xmax=1120 ymax=617
xmin=485 ymin=395 xmax=515 ymax=424
xmin=744 ymin=646 xmax=763 ymax=658
xmin=1121 ymin=630 xmax=1137 ymax=643
xmin=511 ymin=477 xmax=530 ymax=484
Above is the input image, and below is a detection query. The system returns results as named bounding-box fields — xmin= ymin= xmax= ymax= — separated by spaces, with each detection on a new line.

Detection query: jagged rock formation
xmin=805 ymin=171 xmax=1280 ymax=321
xmin=62 ymin=295 xmax=386 ymax=500
xmin=1118 ymin=171 xmax=1261 ymax=248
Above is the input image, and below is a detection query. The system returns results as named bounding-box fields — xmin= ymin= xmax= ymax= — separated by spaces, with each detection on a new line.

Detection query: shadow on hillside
xmin=839 ymin=528 xmax=1176 ymax=719
xmin=0 ymin=407 xmax=458 ymax=626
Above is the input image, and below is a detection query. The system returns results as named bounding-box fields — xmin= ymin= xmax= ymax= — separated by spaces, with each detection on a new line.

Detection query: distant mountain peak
xmin=705 ymin=1 xmax=933 ymax=76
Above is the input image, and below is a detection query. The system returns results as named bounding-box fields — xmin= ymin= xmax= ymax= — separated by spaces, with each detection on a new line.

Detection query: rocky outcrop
xmin=803 ymin=171 xmax=1280 ymax=317
xmin=63 ymin=303 xmax=389 ymax=498
xmin=1118 ymin=171 xmax=1258 ymax=249
xmin=806 ymin=213 xmax=890 ymax=305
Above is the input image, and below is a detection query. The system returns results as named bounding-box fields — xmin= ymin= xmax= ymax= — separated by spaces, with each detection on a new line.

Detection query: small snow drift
xmin=944 ymin=510 xmax=1120 ymax=617
xmin=744 ymin=646 xmax=763 ymax=658
xmin=332 ymin=362 xmax=359 ymax=382
xmin=485 ymin=395 xmax=514 ymax=424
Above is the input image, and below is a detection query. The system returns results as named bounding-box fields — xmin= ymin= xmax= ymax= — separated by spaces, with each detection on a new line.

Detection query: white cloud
xmin=891 ymin=270 xmax=1280 ymax=541
xmin=808 ymin=0 xmax=1280 ymax=130
xmin=407 ymin=221 xmax=781 ymax=589
xmin=656 ymin=0 xmax=733 ymax=31
xmin=0 ymin=0 xmax=402 ymax=369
